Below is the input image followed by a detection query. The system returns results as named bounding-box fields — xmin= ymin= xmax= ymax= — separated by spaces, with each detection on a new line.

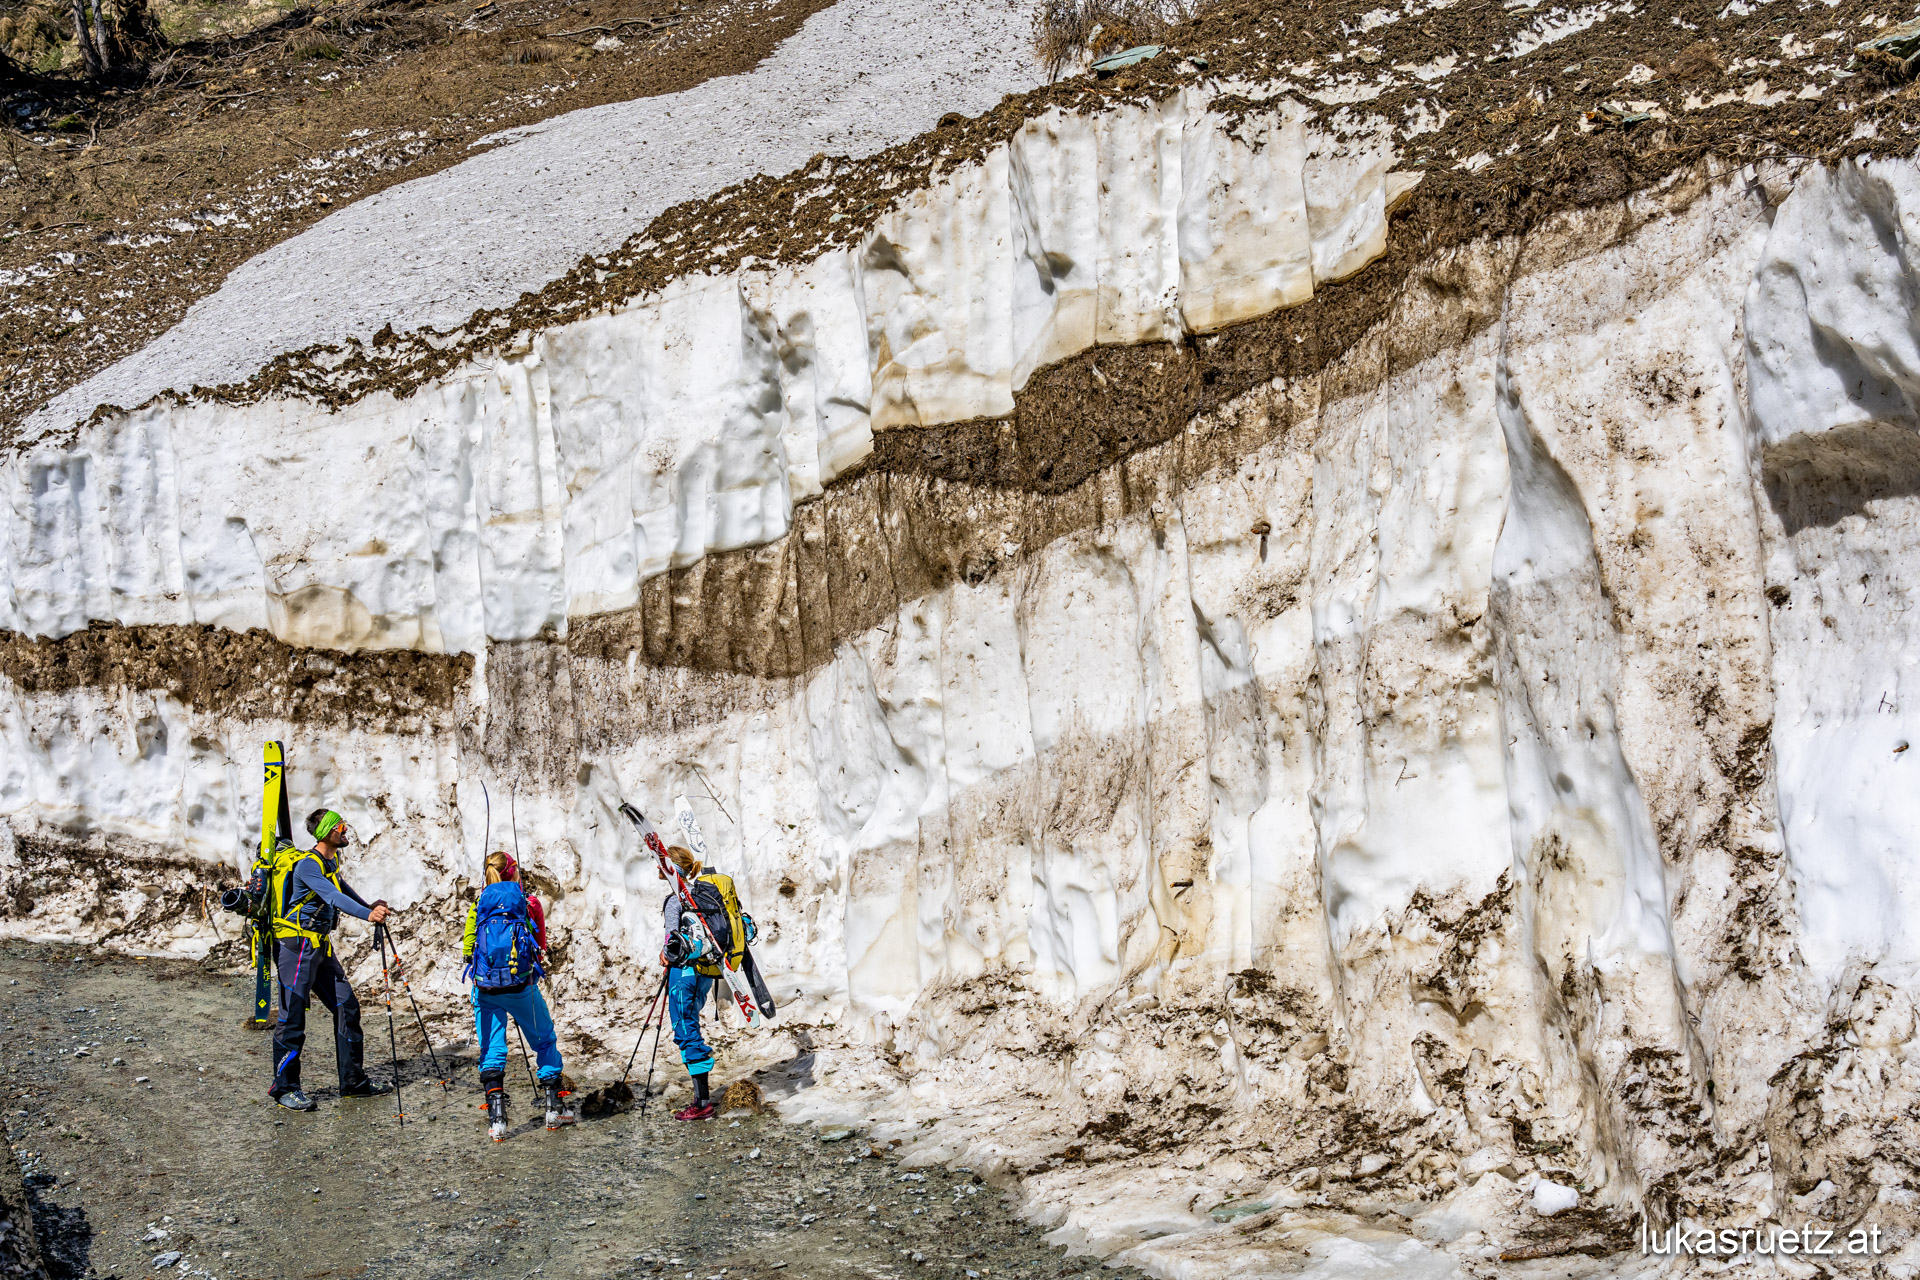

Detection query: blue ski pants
xmin=472 ymin=983 xmax=563 ymax=1084
xmin=668 ymin=966 xmax=714 ymax=1078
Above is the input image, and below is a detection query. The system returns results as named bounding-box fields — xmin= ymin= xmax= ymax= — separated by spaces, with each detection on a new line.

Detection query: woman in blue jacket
xmin=464 ymin=851 xmax=574 ymax=1140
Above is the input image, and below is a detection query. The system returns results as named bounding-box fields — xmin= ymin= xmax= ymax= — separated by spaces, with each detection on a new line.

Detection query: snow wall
xmin=6 ymin=85 xmax=1920 ymax=1277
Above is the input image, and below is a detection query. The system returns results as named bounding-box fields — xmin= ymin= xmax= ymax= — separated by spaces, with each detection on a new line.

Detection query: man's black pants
xmin=271 ymin=937 xmax=370 ymax=1096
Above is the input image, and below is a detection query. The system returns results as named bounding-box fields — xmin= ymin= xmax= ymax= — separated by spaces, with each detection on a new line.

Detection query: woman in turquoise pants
xmin=662 ymin=843 xmax=718 ymax=1120
xmin=464 ymin=851 xmax=575 ymax=1139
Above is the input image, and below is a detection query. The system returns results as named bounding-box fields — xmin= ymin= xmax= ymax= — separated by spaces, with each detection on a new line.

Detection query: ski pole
xmin=621 ymin=970 xmax=669 ymax=1083
xmin=378 ymin=924 xmax=451 ymax=1093
xmin=374 ymin=932 xmax=405 ymax=1127
xmin=512 ymin=1016 xmax=539 ymax=1090
xmin=639 ymin=976 xmax=672 ymax=1118
xmin=621 ymin=969 xmax=670 ymax=1086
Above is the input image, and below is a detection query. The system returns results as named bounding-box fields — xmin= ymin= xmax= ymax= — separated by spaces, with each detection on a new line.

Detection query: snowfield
xmin=0 ymin=91 xmax=1403 ymax=651
xmin=22 ymin=0 xmax=1046 ymax=440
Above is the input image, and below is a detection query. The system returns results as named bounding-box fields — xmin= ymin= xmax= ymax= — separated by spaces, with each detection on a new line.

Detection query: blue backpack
xmin=471 ymin=881 xmax=543 ymax=991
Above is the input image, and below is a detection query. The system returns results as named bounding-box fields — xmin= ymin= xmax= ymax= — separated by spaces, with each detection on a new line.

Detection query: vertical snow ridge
xmin=1746 ymin=158 xmax=1920 ymax=991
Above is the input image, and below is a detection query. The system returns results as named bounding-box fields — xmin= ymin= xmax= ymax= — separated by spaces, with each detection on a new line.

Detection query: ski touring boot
xmin=544 ymin=1081 xmax=577 ymax=1130
xmin=486 ymin=1087 xmax=509 ymax=1141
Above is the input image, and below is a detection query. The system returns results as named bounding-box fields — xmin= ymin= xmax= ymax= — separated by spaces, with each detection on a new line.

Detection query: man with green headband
xmin=265 ymin=806 xmax=396 ymax=1111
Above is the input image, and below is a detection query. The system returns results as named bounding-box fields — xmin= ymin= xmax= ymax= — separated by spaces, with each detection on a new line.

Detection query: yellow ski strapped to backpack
xmin=260 ymin=741 xmax=289 ymax=865
xmin=248 ymin=741 xmax=298 ymax=901
xmin=246 ymin=741 xmax=297 ymax=1022
xmin=254 ymin=744 xmax=346 ymax=947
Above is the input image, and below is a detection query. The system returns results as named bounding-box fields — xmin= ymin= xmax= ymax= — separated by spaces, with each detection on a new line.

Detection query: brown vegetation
xmin=1032 ymin=0 xmax=1183 ymax=80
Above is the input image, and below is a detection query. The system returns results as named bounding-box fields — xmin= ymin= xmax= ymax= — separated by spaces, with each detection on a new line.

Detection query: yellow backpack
xmin=689 ymin=872 xmax=748 ymax=978
xmin=267 ymin=845 xmax=343 ymax=944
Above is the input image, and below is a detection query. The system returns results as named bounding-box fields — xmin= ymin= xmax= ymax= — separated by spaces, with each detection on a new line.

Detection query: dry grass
xmin=720 ymin=1078 xmax=765 ymax=1114
xmin=282 ymin=24 xmax=342 ymax=59
xmin=1661 ymin=39 xmax=1726 ymax=81
xmin=1032 ymin=0 xmax=1188 ymax=80
xmin=502 ymin=36 xmax=572 ymax=63
xmin=1 ymin=3 xmax=76 ymax=72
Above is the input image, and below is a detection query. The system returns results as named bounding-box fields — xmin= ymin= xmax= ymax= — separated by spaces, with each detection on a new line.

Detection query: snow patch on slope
xmin=23 ymin=0 xmax=1047 ymax=440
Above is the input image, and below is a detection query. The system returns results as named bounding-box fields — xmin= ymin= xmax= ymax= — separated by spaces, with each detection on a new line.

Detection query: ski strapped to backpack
xmin=616 ymin=802 xmax=774 ymax=1026
xmin=468 ymin=880 xmax=544 ymax=992
xmin=672 ymin=795 xmax=772 ymax=1005
xmin=238 ymin=741 xmax=294 ymax=1026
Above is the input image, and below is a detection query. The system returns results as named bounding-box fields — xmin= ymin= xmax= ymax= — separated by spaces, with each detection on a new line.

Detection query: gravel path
xmin=0 ymin=942 xmax=1121 ymax=1280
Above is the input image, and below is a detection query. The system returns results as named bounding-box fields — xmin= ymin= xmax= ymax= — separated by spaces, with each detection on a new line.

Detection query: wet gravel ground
xmin=0 ymin=943 xmax=1132 ymax=1280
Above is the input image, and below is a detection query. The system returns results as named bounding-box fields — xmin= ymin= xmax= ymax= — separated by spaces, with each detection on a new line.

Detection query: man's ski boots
xmin=486 ymin=1087 xmax=509 ymax=1141
xmin=544 ymin=1082 xmax=577 ymax=1130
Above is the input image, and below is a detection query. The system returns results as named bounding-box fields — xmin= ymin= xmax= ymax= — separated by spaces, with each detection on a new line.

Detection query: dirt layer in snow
xmin=0 ymin=157 xmax=1752 ymax=706
xmin=0 ymin=620 xmax=470 ymax=731
xmin=0 ymin=940 xmax=1145 ymax=1280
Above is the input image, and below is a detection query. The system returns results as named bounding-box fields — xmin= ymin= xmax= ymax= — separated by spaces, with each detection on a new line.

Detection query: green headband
xmin=314 ymin=810 xmax=343 ymax=841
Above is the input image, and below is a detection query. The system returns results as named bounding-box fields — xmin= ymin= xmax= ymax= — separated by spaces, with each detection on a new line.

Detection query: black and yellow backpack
xmin=687 ymin=871 xmax=752 ymax=979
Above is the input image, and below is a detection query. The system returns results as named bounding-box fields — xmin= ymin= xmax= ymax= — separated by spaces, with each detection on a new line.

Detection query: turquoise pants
xmin=472 ymin=983 xmax=562 ymax=1083
xmin=668 ymin=967 xmax=714 ymax=1077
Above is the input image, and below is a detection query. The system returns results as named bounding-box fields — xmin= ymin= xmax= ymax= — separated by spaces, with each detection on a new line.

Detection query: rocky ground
xmin=0 ymin=941 xmax=1126 ymax=1280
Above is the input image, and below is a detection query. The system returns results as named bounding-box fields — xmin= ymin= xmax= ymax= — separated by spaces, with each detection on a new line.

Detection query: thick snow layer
xmin=0 ymin=91 xmax=1404 ymax=652
xmin=10 ymin=116 xmax=1920 ymax=1277
xmin=1746 ymin=160 xmax=1920 ymax=990
xmin=22 ymin=0 xmax=1047 ymax=440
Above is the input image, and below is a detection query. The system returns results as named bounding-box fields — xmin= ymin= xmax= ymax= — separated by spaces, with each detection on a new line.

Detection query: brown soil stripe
xmin=0 ymin=621 xmax=470 ymax=731
xmin=573 ymin=156 xmax=1725 ymax=681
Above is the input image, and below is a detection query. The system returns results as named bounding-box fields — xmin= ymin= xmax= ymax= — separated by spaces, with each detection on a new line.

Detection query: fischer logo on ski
xmin=618 ymin=801 xmax=762 ymax=1028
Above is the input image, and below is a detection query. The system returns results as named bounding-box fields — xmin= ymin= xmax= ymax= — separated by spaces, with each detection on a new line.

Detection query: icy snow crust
xmin=0 ymin=91 xmax=1397 ymax=651
xmin=21 ymin=0 xmax=1046 ymax=442
xmin=8 ymin=91 xmax=1920 ymax=1280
